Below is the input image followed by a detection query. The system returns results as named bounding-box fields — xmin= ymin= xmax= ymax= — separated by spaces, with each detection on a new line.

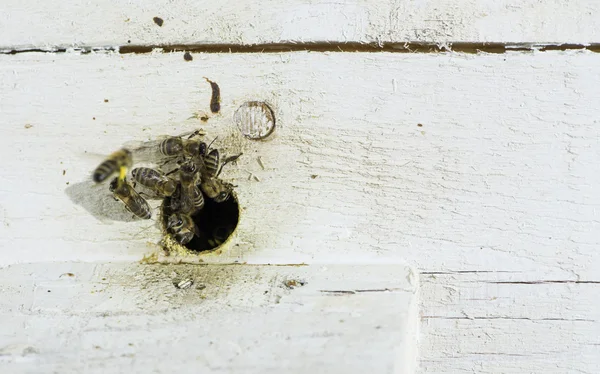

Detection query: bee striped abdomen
xmin=93 ymin=159 xmax=118 ymax=183
xmin=158 ymin=137 xmax=184 ymax=157
xmin=203 ymin=149 xmax=221 ymax=177
xmin=191 ymin=185 xmax=205 ymax=213
xmin=93 ymin=149 xmax=132 ymax=183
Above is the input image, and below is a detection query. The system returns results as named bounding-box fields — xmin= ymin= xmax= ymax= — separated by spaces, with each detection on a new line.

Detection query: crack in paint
xmin=423 ymin=316 xmax=596 ymax=322
xmin=320 ymin=288 xmax=405 ymax=294
xmin=2 ymin=42 xmax=600 ymax=55
xmin=488 ymin=280 xmax=600 ymax=285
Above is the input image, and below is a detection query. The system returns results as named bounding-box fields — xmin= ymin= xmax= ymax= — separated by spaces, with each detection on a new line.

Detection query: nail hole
xmin=234 ymin=101 xmax=276 ymax=140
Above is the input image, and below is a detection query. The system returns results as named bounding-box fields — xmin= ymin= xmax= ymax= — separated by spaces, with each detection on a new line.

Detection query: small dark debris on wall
xmin=24 ymin=124 xmax=32 ymax=129
xmin=104 ymin=99 xmax=109 ymax=103
xmin=200 ymin=116 xmax=209 ymax=122
xmin=417 ymin=123 xmax=423 ymax=127
xmin=204 ymin=77 xmax=220 ymax=113
xmin=153 ymin=17 xmax=164 ymax=27
xmin=310 ymin=174 xmax=318 ymax=179
xmin=183 ymin=52 xmax=193 ymax=61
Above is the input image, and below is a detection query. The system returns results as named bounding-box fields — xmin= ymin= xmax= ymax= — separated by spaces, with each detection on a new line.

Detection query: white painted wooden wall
xmin=1 ymin=2 xmax=599 ymax=373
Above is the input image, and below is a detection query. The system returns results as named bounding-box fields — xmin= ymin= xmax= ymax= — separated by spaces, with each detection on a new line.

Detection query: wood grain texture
xmin=420 ymin=272 xmax=600 ymax=373
xmin=1 ymin=1 xmax=600 ymax=50
xmin=0 ymin=50 xmax=599 ymax=372
xmin=0 ymin=262 xmax=419 ymax=373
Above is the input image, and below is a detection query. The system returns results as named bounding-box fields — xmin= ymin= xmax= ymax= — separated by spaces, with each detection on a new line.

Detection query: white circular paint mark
xmin=234 ymin=101 xmax=276 ymax=140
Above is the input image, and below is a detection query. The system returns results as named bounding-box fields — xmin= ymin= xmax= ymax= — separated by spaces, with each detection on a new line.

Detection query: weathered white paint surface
xmin=1 ymin=1 xmax=600 ymax=49
xmin=0 ymin=263 xmax=419 ymax=373
xmin=1 ymin=50 xmax=599 ymax=372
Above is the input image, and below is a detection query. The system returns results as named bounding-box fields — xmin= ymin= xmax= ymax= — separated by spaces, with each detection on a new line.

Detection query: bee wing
xmin=121 ymin=138 xmax=162 ymax=162
xmin=177 ymin=129 xmax=206 ymax=139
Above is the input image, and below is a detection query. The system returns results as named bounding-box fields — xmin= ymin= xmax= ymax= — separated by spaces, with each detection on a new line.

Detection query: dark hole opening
xmin=162 ymin=192 xmax=239 ymax=252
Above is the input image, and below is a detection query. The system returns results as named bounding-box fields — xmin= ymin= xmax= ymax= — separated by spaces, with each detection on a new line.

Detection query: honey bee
xmin=166 ymin=213 xmax=198 ymax=245
xmin=131 ymin=167 xmax=177 ymax=197
xmin=177 ymin=160 xmax=205 ymax=214
xmin=156 ymin=131 xmax=208 ymax=160
xmin=93 ymin=149 xmax=132 ymax=183
xmin=109 ymin=177 xmax=152 ymax=219
xmin=207 ymin=225 xmax=235 ymax=247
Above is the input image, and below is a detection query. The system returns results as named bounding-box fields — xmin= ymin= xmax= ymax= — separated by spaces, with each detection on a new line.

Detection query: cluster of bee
xmin=92 ymin=130 xmax=240 ymax=246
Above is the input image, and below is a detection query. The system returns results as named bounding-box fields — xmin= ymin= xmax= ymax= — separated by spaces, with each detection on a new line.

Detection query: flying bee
xmin=109 ymin=177 xmax=152 ymax=219
xmin=93 ymin=148 xmax=132 ymax=183
xmin=131 ymin=167 xmax=177 ymax=197
xmin=166 ymin=213 xmax=198 ymax=245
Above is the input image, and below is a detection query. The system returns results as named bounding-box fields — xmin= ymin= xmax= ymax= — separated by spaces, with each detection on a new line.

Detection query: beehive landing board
xmin=0 ymin=263 xmax=419 ymax=374
xmin=1 ymin=51 xmax=599 ymax=373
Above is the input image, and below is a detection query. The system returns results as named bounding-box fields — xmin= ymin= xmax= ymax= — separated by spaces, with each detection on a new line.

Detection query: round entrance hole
xmin=161 ymin=192 xmax=240 ymax=253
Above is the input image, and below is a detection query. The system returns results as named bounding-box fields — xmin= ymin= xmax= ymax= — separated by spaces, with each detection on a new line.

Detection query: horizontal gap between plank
xmin=2 ymin=42 xmax=600 ymax=55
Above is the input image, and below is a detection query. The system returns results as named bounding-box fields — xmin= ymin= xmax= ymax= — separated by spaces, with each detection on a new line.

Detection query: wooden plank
xmin=1 ymin=50 xmax=599 ymax=373
xmin=1 ymin=1 xmax=600 ymax=49
xmin=420 ymin=318 xmax=599 ymax=373
xmin=1 ymin=51 xmax=599 ymax=278
xmin=0 ymin=262 xmax=419 ymax=374
xmin=419 ymin=272 xmax=600 ymax=373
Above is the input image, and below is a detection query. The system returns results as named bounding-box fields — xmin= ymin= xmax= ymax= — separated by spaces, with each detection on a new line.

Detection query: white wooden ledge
xmin=1 ymin=1 xmax=600 ymax=49
xmin=0 ymin=263 xmax=419 ymax=374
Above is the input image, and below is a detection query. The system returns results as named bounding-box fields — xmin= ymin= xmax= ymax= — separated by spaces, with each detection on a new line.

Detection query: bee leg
xmin=137 ymin=191 xmax=155 ymax=199
xmin=216 ymin=153 xmax=243 ymax=177
xmin=223 ymin=153 xmax=242 ymax=165
xmin=206 ymin=136 xmax=218 ymax=152
xmin=157 ymin=158 xmax=172 ymax=168
xmin=165 ymin=168 xmax=179 ymax=177
xmin=186 ymin=129 xmax=204 ymax=140
xmin=118 ymin=166 xmax=127 ymax=180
